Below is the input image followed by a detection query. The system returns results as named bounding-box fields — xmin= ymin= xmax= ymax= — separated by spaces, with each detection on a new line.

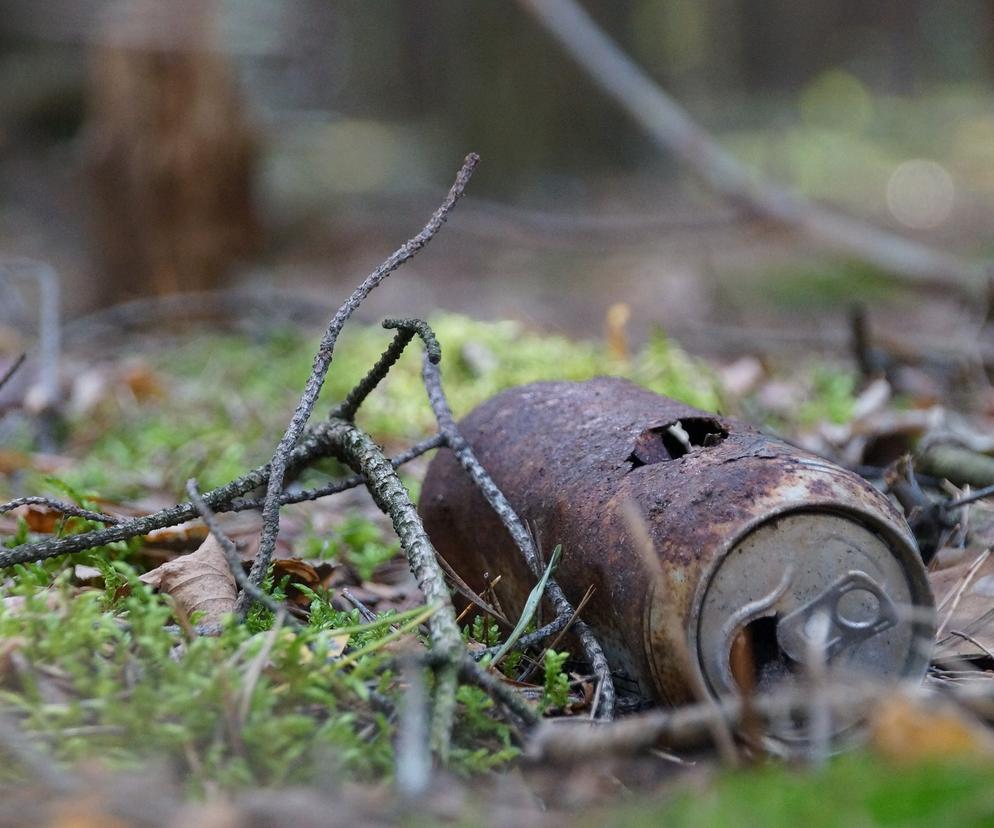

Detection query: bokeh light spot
xmin=885 ymin=159 xmax=955 ymax=230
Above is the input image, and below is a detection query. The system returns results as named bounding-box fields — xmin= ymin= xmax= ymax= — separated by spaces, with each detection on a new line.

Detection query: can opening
xmin=629 ymin=417 xmax=728 ymax=467
xmin=730 ymin=615 xmax=796 ymax=692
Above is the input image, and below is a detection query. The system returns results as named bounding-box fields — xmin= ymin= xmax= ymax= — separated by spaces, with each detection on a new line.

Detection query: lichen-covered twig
xmin=324 ymin=416 xmax=464 ymax=757
xmin=246 ymin=153 xmax=479 ymax=610
xmin=0 ymin=386 xmax=441 ymax=569
xmin=422 ymin=356 xmax=616 ymax=720
xmin=331 ymin=318 xmax=440 ymax=422
xmin=0 ymin=496 xmax=120 ymax=525
xmin=185 ymin=478 xmax=301 ymax=629
xmin=420 ymin=650 xmax=540 ymax=729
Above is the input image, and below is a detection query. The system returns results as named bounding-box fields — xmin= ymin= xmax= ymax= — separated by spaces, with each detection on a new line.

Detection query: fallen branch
xmin=517 ymin=0 xmax=987 ymax=294
xmin=527 ymin=680 xmax=891 ymax=763
xmin=917 ymin=443 xmax=994 ymax=490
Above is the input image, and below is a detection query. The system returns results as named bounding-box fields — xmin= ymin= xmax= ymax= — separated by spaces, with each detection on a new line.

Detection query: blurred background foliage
xmin=0 ymin=0 xmax=991 ymax=332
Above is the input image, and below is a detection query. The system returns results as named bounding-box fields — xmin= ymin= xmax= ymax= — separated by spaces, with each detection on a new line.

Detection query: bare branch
xmin=246 ymin=153 xmax=479 ymax=605
xmin=517 ymin=0 xmax=987 ymax=293
xmin=0 ymin=496 xmax=120 ymax=525
xmin=0 ymin=421 xmax=339 ymax=568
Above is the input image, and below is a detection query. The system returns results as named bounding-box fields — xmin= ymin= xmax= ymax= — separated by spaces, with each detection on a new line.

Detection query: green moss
xmin=600 ymin=753 xmax=994 ymax=828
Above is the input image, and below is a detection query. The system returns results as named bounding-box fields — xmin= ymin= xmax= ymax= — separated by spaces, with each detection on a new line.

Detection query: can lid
xmin=695 ymin=510 xmax=933 ymax=704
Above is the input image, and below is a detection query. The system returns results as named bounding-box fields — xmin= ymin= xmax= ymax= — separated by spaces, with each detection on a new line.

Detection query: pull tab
xmin=776 ymin=570 xmax=899 ymax=663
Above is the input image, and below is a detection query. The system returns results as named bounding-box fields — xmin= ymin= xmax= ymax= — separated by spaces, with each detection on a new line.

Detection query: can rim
xmin=670 ymin=502 xmax=935 ymax=704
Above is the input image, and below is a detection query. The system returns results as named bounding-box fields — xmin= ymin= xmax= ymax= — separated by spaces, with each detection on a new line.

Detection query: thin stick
xmin=948 ymin=483 xmax=994 ymax=510
xmin=937 ymin=547 xmax=991 ymax=639
xmin=944 ymin=629 xmax=994 ymax=661
xmin=518 ymin=583 xmax=596 ymax=683
xmin=227 ymin=434 xmax=444 ymax=513
xmin=245 ymin=154 xmax=479 ymax=607
xmin=422 ymin=355 xmax=616 ymax=720
xmin=331 ymin=318 xmax=440 ymax=422
xmin=185 ymin=479 xmax=301 ymax=629
xmin=516 ymin=0 xmax=986 ymax=293
xmin=475 ymin=612 xmax=573 ymax=660
xmin=0 ymin=496 xmax=120 ymax=525
xmin=0 ymin=352 xmax=25 ymax=393
xmin=395 ymin=658 xmax=431 ymax=798
xmin=323 ymin=417 xmax=464 ymax=757
xmin=341 ymin=587 xmax=378 ymax=624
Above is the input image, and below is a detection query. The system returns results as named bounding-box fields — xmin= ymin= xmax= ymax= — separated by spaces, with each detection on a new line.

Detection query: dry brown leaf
xmin=22 ymin=507 xmax=63 ymax=534
xmin=870 ymin=693 xmax=994 ymax=764
xmin=139 ymin=535 xmax=236 ymax=625
xmin=930 ymin=548 xmax=994 ymax=657
xmin=0 ymin=449 xmax=74 ymax=476
xmin=272 ymin=558 xmax=325 ymax=609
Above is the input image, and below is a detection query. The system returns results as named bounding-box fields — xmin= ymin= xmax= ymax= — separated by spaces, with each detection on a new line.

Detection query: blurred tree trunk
xmin=84 ymin=0 xmax=260 ymax=304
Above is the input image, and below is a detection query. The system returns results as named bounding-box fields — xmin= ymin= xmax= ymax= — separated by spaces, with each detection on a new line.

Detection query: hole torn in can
xmin=628 ymin=417 xmax=729 ymax=467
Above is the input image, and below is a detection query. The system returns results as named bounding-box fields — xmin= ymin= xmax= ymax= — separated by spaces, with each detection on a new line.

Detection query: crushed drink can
xmin=419 ymin=378 xmax=935 ymax=736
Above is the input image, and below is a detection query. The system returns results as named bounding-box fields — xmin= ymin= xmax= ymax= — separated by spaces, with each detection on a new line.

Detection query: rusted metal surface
xmin=418 ymin=377 xmax=935 ymax=735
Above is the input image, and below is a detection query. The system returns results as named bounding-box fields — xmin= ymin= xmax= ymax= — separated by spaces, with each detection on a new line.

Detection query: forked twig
xmin=0 ymin=153 xmax=617 ymax=760
xmin=245 ymin=154 xmax=479 ymax=611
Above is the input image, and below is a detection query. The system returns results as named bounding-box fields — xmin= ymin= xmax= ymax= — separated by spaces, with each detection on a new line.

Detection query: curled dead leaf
xmin=139 ymin=535 xmax=236 ymax=625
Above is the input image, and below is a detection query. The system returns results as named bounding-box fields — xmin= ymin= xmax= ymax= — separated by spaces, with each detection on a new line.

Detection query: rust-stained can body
xmin=419 ymin=378 xmax=935 ymax=721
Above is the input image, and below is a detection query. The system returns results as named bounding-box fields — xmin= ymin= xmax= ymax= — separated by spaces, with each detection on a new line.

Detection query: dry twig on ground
xmin=245 ymin=154 xmax=479 ymax=612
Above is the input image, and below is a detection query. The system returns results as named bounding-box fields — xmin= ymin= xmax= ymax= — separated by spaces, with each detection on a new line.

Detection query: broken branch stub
xmin=418 ymin=377 xmax=936 ymax=745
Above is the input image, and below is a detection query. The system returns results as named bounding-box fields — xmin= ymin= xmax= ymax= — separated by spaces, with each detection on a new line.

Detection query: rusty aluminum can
xmin=419 ymin=378 xmax=935 ymax=733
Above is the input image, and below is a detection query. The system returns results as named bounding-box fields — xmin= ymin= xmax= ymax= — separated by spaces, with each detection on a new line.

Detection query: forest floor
xmin=1 ymin=286 xmax=994 ymax=824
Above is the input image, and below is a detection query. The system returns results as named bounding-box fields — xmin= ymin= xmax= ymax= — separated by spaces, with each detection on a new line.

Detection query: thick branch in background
xmin=517 ymin=0 xmax=988 ymax=294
